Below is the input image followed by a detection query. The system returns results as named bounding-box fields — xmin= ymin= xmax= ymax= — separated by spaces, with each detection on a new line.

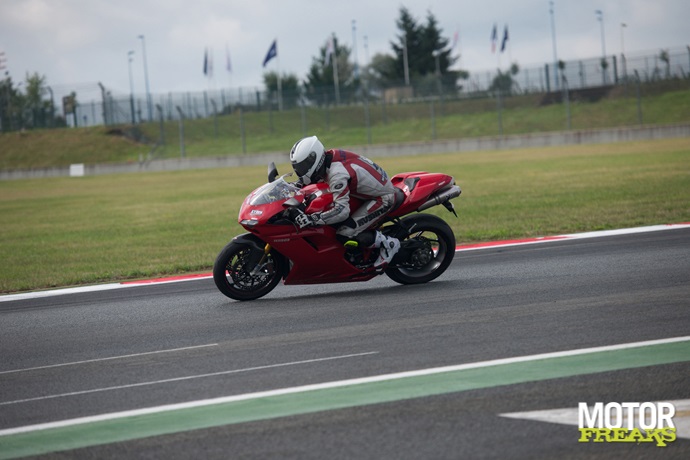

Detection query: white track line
xmin=1 ymin=337 xmax=688 ymax=436
xmin=0 ymin=344 xmax=219 ymax=376
xmin=1 ymin=223 xmax=688 ymax=302
xmin=0 ymin=352 xmax=379 ymax=407
xmin=456 ymin=223 xmax=690 ymax=251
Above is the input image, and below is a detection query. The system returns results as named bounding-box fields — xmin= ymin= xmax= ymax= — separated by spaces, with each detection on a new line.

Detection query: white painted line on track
xmin=2 ymin=223 xmax=689 ymax=302
xmin=0 ymin=343 xmax=219 ymax=376
xmin=0 ymin=283 xmax=129 ymax=302
xmin=0 ymin=351 xmax=379 ymax=407
xmin=500 ymin=399 xmax=690 ymax=440
xmin=455 ymin=222 xmax=690 ymax=251
xmin=1 ymin=337 xmax=687 ymax=436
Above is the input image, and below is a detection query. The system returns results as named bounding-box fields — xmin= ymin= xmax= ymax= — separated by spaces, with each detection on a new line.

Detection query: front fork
xmin=249 ymin=243 xmax=272 ymax=275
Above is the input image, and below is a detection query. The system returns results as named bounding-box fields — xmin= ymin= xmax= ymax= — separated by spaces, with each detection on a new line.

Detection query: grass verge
xmin=1 ymin=83 xmax=689 ymax=170
xmin=0 ymin=138 xmax=688 ymax=293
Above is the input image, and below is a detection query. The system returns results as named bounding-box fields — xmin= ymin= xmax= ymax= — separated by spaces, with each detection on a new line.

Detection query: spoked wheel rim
xmin=222 ymin=247 xmax=276 ymax=292
xmin=396 ymin=230 xmax=448 ymax=278
xmin=384 ymin=214 xmax=456 ymax=285
xmin=213 ymin=241 xmax=282 ymax=301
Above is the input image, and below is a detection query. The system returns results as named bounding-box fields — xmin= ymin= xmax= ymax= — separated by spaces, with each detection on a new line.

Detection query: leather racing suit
xmin=309 ymin=149 xmax=398 ymax=239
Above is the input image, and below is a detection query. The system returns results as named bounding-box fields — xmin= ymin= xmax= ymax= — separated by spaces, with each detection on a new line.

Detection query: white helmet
xmin=289 ymin=136 xmax=326 ymax=185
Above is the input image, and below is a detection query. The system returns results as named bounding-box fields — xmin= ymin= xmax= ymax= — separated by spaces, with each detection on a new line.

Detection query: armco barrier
xmin=1 ymin=123 xmax=688 ymax=181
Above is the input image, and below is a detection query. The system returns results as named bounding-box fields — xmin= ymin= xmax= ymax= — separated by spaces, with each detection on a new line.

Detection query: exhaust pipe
xmin=416 ymin=185 xmax=462 ymax=212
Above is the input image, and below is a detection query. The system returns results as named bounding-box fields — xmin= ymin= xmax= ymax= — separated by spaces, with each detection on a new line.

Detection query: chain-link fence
xmin=1 ymin=47 xmax=688 ymax=134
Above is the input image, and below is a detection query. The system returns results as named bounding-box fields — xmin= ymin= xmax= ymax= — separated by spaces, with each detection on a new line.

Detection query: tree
xmin=24 ymin=72 xmax=52 ymax=128
xmin=384 ymin=7 xmax=465 ymax=95
xmin=659 ymin=49 xmax=671 ymax=78
xmin=388 ymin=7 xmax=421 ymax=83
xmin=25 ymin=72 xmax=46 ymax=109
xmin=367 ymin=53 xmax=398 ymax=86
xmin=557 ymin=60 xmax=566 ymax=88
xmin=304 ymin=35 xmax=356 ymax=105
xmin=490 ymin=63 xmax=521 ymax=95
xmin=0 ymin=74 xmax=25 ymax=131
xmin=600 ymin=57 xmax=609 ymax=85
xmin=558 ymin=60 xmax=566 ymax=75
xmin=263 ymin=71 xmax=300 ymax=109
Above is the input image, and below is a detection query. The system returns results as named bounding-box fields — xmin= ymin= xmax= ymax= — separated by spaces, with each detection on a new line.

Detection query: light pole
xmin=363 ymin=35 xmax=370 ymax=86
xmin=127 ymin=50 xmax=136 ymax=124
xmin=46 ymin=85 xmax=55 ymax=127
xmin=351 ymin=20 xmax=359 ymax=79
xmin=432 ymin=49 xmax=442 ymax=97
xmin=403 ymin=35 xmax=410 ymax=86
xmin=138 ymin=34 xmax=152 ymax=122
xmin=620 ymin=23 xmax=627 ymax=78
xmin=595 ymin=10 xmax=607 ymax=84
xmin=549 ymin=1 xmax=559 ymax=91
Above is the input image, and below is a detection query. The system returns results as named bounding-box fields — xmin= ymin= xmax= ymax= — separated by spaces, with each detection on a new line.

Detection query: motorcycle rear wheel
xmin=384 ymin=214 xmax=456 ymax=285
xmin=213 ymin=241 xmax=282 ymax=301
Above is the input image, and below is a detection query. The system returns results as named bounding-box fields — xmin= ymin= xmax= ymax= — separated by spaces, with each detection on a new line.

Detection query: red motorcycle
xmin=213 ymin=163 xmax=461 ymax=301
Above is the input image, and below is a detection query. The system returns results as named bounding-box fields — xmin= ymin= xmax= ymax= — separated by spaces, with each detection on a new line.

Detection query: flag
xmin=324 ymin=36 xmax=335 ymax=66
xmin=501 ymin=25 xmax=509 ymax=53
xmin=263 ymin=39 xmax=277 ymax=67
xmin=451 ymin=30 xmax=459 ymax=51
xmin=226 ymin=44 xmax=232 ymax=73
xmin=203 ymin=47 xmax=213 ymax=78
xmin=491 ymin=24 xmax=497 ymax=53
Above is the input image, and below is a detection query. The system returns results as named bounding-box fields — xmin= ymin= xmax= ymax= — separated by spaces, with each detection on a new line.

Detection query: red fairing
xmin=233 ymin=170 xmax=457 ymax=286
xmin=238 ymin=181 xmax=373 ymax=284
xmin=388 ymin=172 xmax=456 ymax=218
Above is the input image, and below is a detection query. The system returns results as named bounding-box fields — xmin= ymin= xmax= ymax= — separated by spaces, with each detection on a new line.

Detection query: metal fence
xmin=2 ymin=47 xmax=688 ymax=132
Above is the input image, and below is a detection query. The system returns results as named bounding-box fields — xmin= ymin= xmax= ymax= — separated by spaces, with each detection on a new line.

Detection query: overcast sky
xmin=1 ymin=0 xmax=688 ymax=100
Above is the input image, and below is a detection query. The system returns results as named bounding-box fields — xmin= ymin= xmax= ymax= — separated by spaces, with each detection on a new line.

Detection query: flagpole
xmin=277 ymin=41 xmax=283 ymax=111
xmin=332 ymin=34 xmax=340 ymax=105
xmin=403 ymin=35 xmax=410 ymax=86
xmin=210 ymin=46 xmax=216 ymax=95
xmin=503 ymin=25 xmax=511 ymax=69
xmin=226 ymin=43 xmax=232 ymax=98
xmin=452 ymin=27 xmax=460 ymax=69
xmin=262 ymin=39 xmax=281 ymax=110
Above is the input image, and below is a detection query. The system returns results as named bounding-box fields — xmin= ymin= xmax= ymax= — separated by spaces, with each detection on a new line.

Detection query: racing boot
xmin=371 ymin=231 xmax=400 ymax=269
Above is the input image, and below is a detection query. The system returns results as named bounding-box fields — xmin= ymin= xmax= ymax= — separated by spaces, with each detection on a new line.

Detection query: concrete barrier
xmin=2 ymin=123 xmax=688 ymax=181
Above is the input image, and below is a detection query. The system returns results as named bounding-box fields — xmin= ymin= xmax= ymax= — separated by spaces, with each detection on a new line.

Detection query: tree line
xmin=264 ymin=7 xmax=470 ymax=108
xmin=0 ymin=72 xmax=76 ymax=131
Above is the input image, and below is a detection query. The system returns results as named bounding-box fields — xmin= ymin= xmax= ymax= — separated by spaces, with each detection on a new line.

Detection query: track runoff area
xmin=0 ymin=223 xmax=689 ymax=458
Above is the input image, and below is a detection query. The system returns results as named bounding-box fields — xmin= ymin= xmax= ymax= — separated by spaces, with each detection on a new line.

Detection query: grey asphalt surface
xmin=1 ymin=228 xmax=689 ymax=459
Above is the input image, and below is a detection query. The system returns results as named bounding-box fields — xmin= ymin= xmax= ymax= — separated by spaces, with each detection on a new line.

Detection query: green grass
xmin=1 ymin=82 xmax=689 ymax=170
xmin=1 ymin=138 xmax=688 ymax=293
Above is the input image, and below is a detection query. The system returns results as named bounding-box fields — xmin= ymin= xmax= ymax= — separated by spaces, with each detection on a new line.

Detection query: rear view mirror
xmin=268 ymin=162 xmax=279 ymax=182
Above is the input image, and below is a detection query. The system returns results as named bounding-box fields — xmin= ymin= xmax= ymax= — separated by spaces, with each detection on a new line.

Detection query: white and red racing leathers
xmin=311 ymin=149 xmax=397 ymax=238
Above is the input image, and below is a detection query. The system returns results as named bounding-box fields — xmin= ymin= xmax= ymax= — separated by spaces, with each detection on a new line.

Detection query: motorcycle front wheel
xmin=213 ymin=241 xmax=282 ymax=301
xmin=384 ymin=214 xmax=456 ymax=285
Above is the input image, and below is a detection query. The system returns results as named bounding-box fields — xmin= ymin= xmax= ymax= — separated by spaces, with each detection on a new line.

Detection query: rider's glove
xmin=295 ymin=210 xmax=319 ymax=228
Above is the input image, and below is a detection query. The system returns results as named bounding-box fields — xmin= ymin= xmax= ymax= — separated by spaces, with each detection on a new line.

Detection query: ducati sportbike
xmin=213 ymin=163 xmax=461 ymax=301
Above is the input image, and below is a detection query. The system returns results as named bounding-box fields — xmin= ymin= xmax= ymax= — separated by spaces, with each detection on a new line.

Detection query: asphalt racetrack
xmin=1 ymin=227 xmax=689 ymax=459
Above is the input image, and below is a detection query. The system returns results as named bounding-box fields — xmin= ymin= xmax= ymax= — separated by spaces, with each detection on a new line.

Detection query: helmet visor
xmin=292 ymin=151 xmax=317 ymax=179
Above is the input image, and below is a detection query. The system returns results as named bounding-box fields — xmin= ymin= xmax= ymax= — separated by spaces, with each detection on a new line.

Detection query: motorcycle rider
xmin=289 ymin=135 xmax=400 ymax=269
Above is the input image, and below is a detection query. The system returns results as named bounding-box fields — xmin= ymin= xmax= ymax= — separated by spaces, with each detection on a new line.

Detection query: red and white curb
xmin=2 ymin=223 xmax=689 ymax=302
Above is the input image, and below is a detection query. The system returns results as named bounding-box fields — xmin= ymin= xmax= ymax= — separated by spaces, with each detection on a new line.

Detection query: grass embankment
xmin=1 ymin=138 xmax=688 ymax=293
xmin=1 ymin=83 xmax=689 ymax=170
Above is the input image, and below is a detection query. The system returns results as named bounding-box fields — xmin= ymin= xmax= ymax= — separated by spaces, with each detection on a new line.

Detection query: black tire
xmin=213 ymin=241 xmax=282 ymax=301
xmin=384 ymin=214 xmax=456 ymax=285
